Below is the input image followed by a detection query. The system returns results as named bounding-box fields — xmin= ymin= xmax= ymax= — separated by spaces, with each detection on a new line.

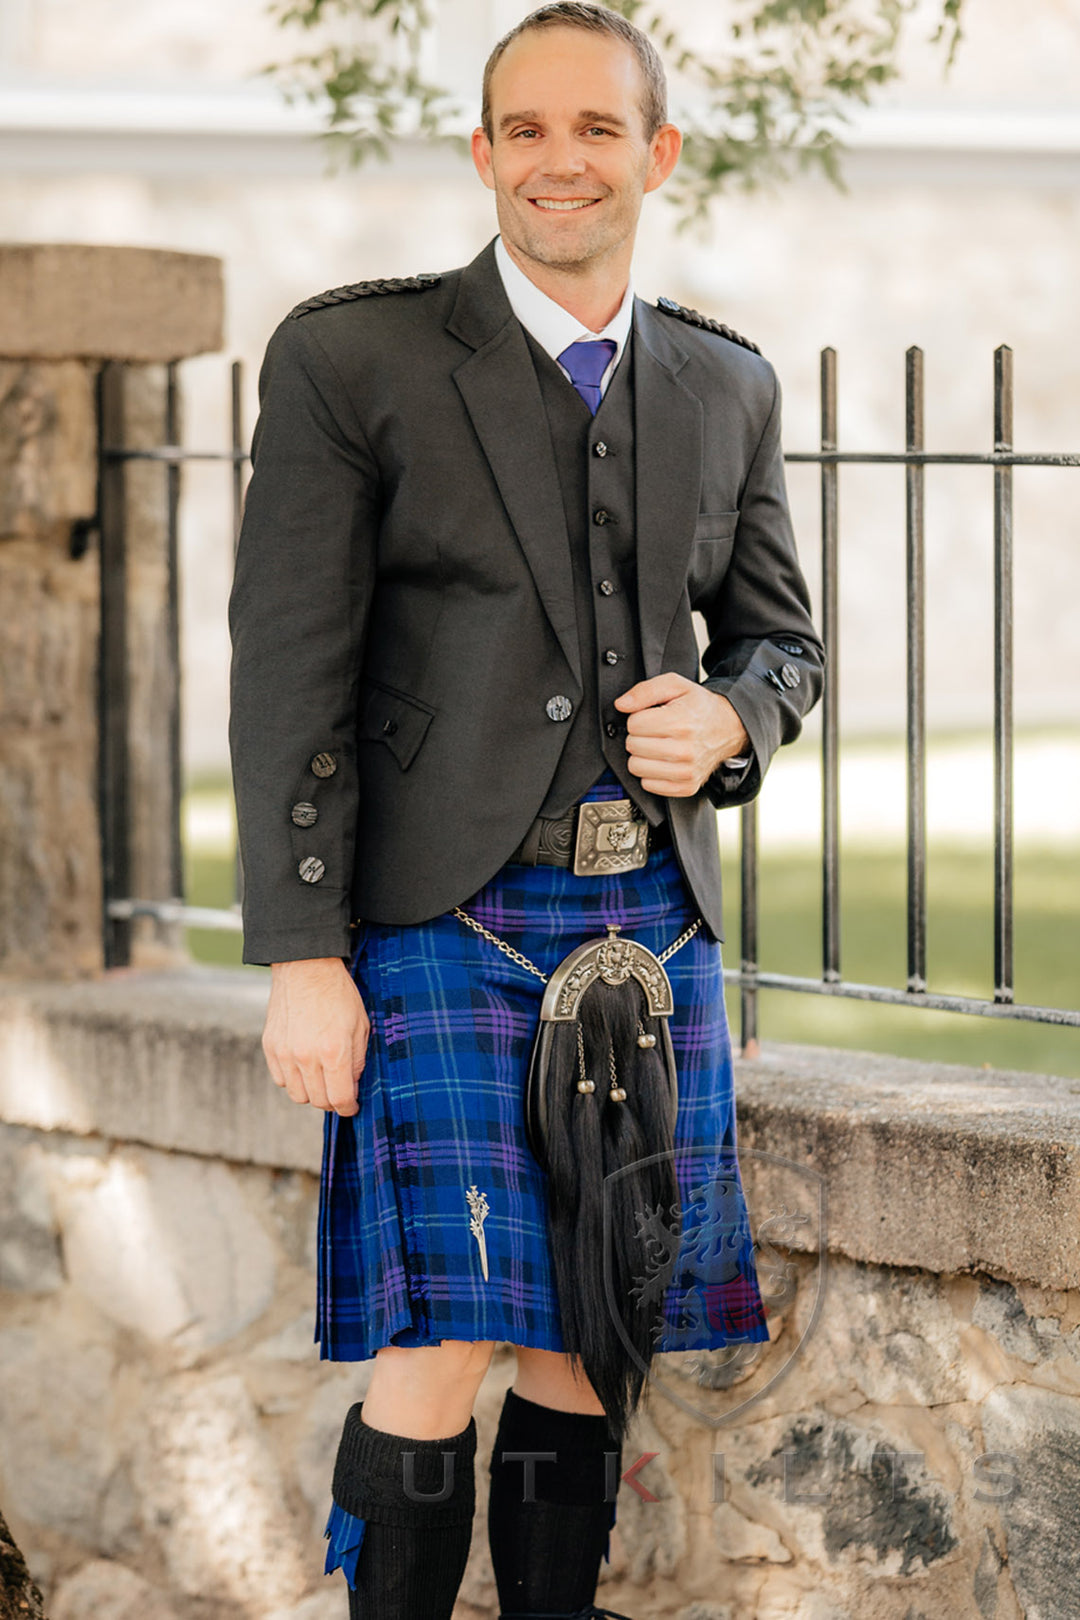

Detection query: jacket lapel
xmin=448 ymin=241 xmax=582 ymax=688
xmin=633 ymin=301 xmax=704 ymax=675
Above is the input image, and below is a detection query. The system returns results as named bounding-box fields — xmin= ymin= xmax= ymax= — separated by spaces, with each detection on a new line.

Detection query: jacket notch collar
xmin=452 ymin=275 xmax=582 ymax=688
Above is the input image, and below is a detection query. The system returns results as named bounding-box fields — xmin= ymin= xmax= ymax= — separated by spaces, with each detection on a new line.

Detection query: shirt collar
xmin=495 ymin=235 xmax=634 ymax=372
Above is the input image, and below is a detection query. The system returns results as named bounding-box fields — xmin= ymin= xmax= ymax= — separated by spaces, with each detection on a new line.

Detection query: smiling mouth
xmin=529 ymin=197 xmax=600 ymax=211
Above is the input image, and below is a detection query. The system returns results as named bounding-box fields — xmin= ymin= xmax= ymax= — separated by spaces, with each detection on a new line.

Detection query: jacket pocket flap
xmin=694 ymin=510 xmax=740 ymax=542
xmin=358 ymin=677 xmax=435 ymax=771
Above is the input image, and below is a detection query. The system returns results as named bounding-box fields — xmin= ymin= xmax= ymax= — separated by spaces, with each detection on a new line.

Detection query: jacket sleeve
xmin=696 ymin=363 xmax=825 ymax=809
xmin=228 ymin=315 xmax=379 ymax=965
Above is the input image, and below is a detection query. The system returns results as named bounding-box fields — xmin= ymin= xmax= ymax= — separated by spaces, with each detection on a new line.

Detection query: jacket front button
xmin=310 ymin=752 xmax=337 ymax=778
xmin=593 ymin=508 xmax=612 ymax=526
xmin=298 ymin=856 xmax=326 ymax=883
xmin=781 ymin=663 xmax=801 ymax=689
xmin=546 ymin=695 xmax=573 ymax=722
xmin=291 ymin=802 xmax=318 ymax=827
xmin=382 ymin=719 xmax=398 ymax=736
xmin=604 ymin=648 xmax=620 ymax=665
xmin=598 ymin=579 xmax=615 ymax=596
xmin=605 ymin=721 xmax=619 ymax=738
xmin=593 ymin=441 xmax=609 ymax=458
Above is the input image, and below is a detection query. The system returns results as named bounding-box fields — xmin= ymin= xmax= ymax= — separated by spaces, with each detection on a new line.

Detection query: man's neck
xmin=501 ymin=236 xmax=631 ymax=332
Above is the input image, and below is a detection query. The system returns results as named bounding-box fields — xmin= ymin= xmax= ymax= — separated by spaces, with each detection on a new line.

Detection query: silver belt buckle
xmin=572 ymin=799 xmax=649 ymax=876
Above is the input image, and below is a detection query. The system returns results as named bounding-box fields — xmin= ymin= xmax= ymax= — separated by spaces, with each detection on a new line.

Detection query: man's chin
xmin=513 ymin=229 xmax=607 ymax=274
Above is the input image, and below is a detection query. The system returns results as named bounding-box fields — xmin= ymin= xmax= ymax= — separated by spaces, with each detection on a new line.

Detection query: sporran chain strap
xmin=451 ymin=906 xmax=702 ymax=980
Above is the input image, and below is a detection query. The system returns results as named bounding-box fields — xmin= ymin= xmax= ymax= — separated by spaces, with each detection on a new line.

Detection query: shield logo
xmin=602 ymin=1146 xmax=827 ymax=1428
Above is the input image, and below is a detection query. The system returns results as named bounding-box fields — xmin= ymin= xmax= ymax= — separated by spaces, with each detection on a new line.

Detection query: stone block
xmin=0 ymin=1327 xmax=116 ymax=1538
xmin=52 ymin=1143 xmax=277 ymax=1350
xmin=740 ymin=1410 xmax=958 ymax=1580
xmin=0 ymin=362 xmax=96 ymax=537
xmin=980 ymin=1383 xmax=1080 ymax=1620
xmin=736 ymin=1044 xmax=1080 ymax=1289
xmin=971 ymin=1277 xmax=1072 ymax=1366
xmin=714 ymin=1500 xmax=792 ymax=1563
xmin=132 ymin=1373 xmax=308 ymax=1607
xmin=0 ymin=245 xmax=223 ymax=362
xmin=50 ymin=1559 xmax=179 ymax=1620
xmin=0 ymin=1127 xmax=63 ymax=1293
xmin=0 ymin=970 xmax=324 ymax=1174
xmin=612 ymin=1408 xmax=687 ymax=1584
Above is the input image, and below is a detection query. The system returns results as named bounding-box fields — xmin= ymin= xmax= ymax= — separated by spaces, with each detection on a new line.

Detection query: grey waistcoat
xmin=526 ymin=331 xmax=664 ymax=825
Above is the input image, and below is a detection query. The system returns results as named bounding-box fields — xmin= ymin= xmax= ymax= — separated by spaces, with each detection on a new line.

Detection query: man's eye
xmin=513 ymin=128 xmax=540 ymax=139
xmin=587 ymin=127 xmax=612 ymax=137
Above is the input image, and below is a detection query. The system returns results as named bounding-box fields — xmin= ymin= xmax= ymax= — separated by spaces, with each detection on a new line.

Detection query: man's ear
xmin=644 ymin=123 xmax=682 ymax=195
xmin=471 ymin=127 xmax=496 ymax=191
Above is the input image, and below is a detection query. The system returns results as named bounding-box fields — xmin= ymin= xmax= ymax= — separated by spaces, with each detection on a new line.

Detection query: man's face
xmin=472 ymin=26 xmax=679 ymax=276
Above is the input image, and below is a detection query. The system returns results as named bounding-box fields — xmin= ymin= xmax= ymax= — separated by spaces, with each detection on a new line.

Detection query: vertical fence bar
xmin=98 ymin=362 xmax=131 ymax=968
xmin=739 ymin=799 xmax=760 ymax=1057
xmin=231 ymin=359 xmax=244 ymax=549
xmin=905 ymin=348 xmax=927 ymax=993
xmin=231 ymin=359 xmax=246 ymax=914
xmin=820 ymin=348 xmax=841 ymax=983
xmin=165 ymin=361 xmax=184 ymax=906
xmin=993 ymin=346 xmax=1015 ymax=1003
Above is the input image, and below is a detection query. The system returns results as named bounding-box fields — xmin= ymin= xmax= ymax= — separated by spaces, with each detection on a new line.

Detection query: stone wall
xmin=2 ymin=969 xmax=1079 ymax=1619
xmin=0 ymin=243 xmax=223 ymax=976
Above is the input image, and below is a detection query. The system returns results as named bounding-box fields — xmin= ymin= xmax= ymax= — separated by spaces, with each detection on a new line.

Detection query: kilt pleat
xmin=315 ymin=771 xmax=768 ymax=1361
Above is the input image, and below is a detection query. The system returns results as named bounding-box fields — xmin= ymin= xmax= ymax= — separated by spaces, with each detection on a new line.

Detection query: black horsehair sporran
xmin=454 ymin=910 xmax=701 ymax=1439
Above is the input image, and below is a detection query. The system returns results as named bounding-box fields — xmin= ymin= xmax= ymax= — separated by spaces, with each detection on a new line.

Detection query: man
xmin=228 ymin=4 xmax=823 ymax=1616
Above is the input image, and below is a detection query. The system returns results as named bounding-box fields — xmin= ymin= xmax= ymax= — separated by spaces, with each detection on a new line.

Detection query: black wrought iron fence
xmin=98 ymin=347 xmax=1080 ymax=1047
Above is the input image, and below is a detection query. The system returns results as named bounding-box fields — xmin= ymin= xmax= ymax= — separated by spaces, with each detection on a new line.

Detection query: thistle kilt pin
xmin=228 ymin=228 xmax=823 ymax=1611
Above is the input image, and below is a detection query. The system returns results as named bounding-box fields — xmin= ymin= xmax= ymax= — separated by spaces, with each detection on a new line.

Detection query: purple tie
xmin=557 ymin=338 xmax=617 ymax=415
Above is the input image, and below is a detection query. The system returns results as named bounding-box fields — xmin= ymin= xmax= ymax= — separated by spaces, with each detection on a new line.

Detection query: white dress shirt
xmin=494 ymin=235 xmax=634 ymax=400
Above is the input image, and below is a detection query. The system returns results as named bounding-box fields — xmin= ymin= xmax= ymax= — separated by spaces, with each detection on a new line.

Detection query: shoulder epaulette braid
xmin=288 ymin=273 xmax=442 ymax=320
xmin=656 ymin=295 xmax=761 ymax=356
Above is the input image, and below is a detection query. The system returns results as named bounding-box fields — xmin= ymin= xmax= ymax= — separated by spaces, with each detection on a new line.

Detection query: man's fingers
xmin=322 ymin=1056 xmax=358 ymax=1115
xmin=624 ymin=729 xmax=691 ymax=760
xmin=279 ymin=1059 xmax=312 ymax=1106
xmin=614 ymin=672 xmax=691 ymax=712
xmin=626 ymin=754 xmax=696 ymax=785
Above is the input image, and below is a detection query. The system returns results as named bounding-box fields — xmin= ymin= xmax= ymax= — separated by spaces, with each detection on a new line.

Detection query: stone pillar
xmin=0 ymin=245 xmax=224 ymax=978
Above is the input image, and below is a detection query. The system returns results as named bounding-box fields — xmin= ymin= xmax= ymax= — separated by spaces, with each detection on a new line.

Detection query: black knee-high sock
xmin=331 ymin=1402 xmax=476 ymax=1620
xmin=488 ymin=1387 xmax=621 ymax=1619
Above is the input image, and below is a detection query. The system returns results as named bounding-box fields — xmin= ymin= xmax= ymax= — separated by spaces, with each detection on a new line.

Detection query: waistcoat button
xmin=310 ymin=752 xmax=337 ymax=778
xmin=298 ymin=856 xmax=326 ymax=883
xmin=291 ymin=802 xmax=318 ymax=827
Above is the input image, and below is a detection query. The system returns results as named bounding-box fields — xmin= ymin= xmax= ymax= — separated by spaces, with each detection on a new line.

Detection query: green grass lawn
xmin=721 ymin=844 xmax=1080 ymax=1079
xmin=183 ymin=786 xmax=1080 ymax=1079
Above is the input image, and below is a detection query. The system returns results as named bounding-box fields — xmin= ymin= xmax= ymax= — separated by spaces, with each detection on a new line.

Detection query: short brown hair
xmin=481 ymin=2 xmax=668 ymax=143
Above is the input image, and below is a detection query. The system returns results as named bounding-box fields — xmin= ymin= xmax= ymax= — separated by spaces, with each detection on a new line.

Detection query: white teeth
xmin=533 ymin=198 xmax=595 ymax=210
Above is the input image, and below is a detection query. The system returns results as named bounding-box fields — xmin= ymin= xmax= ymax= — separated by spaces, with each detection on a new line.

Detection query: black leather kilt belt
xmin=508 ymin=797 xmax=671 ymax=876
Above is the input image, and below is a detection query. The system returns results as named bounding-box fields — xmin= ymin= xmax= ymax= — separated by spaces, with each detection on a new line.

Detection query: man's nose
xmin=539 ymin=133 xmax=587 ymax=177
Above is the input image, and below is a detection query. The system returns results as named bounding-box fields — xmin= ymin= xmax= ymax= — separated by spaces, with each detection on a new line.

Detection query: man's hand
xmin=614 ymin=673 xmax=750 ymax=798
xmin=263 ymin=958 xmax=370 ymax=1116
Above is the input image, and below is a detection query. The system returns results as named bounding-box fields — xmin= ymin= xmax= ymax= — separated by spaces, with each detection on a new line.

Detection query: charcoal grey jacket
xmin=228 ymin=239 xmax=823 ymax=965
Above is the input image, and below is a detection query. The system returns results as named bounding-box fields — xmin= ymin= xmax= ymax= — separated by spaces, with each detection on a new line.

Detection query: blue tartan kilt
xmin=315 ymin=771 xmax=769 ymax=1362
